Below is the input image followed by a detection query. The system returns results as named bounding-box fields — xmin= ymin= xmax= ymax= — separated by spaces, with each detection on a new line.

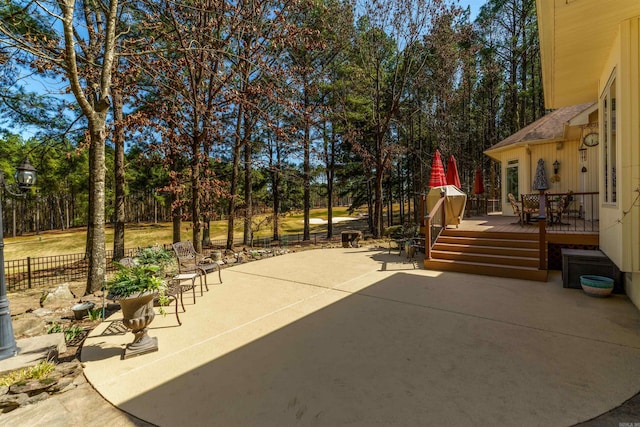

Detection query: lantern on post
xmin=0 ymin=157 xmax=37 ymax=360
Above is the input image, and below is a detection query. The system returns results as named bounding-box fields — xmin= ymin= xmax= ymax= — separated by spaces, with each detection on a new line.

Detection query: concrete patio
xmin=81 ymin=246 xmax=640 ymax=426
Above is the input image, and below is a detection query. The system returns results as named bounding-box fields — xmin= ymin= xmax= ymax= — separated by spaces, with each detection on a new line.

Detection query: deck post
xmin=425 ymin=214 xmax=432 ymax=260
xmin=538 ymin=190 xmax=547 ymax=270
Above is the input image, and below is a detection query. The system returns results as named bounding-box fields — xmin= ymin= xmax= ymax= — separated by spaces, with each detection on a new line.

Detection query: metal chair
xmin=507 ymin=193 xmax=524 ymax=226
xmin=171 ymin=241 xmax=222 ymax=292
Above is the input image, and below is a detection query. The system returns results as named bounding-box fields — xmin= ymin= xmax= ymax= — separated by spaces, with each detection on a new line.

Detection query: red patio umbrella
xmin=428 ymin=150 xmax=447 ymax=188
xmin=473 ymin=167 xmax=485 ymax=194
xmin=446 ymin=155 xmax=461 ymax=189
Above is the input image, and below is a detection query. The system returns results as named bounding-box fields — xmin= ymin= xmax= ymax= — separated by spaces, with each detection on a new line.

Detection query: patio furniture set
xmin=508 ymin=192 xmax=574 ymax=226
xmin=167 ymin=241 xmax=223 ymax=325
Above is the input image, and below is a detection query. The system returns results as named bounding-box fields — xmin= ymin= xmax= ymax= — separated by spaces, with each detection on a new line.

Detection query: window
xmin=602 ymin=72 xmax=617 ymax=204
xmin=506 ymin=159 xmax=519 ymax=201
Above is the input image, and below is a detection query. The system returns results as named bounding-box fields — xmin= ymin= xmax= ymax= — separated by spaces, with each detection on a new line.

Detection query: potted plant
xmin=107 ymin=262 xmax=166 ymax=359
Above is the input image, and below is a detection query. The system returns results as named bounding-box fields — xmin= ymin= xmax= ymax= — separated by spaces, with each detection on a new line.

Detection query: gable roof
xmin=485 ymin=102 xmax=596 ymax=157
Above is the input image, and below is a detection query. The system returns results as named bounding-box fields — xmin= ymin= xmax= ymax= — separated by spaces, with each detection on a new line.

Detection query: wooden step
xmin=437 ymin=235 xmax=539 ymax=249
xmin=441 ymin=230 xmax=538 ymax=241
xmin=423 ymin=259 xmax=548 ymax=282
xmin=430 ymin=250 xmax=539 ymax=268
xmin=432 ymin=243 xmax=539 ymax=258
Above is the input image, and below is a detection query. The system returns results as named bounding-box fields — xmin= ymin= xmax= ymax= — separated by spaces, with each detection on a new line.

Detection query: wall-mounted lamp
xmin=553 ymin=160 xmax=560 ymax=175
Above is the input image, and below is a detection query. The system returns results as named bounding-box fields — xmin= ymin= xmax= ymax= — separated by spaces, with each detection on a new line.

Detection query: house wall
xmin=598 ymin=17 xmax=640 ymax=307
xmin=495 ymin=138 xmax=596 ymax=216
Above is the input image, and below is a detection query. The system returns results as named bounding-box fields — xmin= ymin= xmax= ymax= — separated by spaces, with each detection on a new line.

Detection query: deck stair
xmin=423 ymin=229 xmax=548 ymax=281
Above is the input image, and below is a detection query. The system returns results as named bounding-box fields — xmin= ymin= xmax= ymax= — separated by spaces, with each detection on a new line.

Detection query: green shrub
xmin=88 ymin=307 xmax=103 ymax=321
xmin=107 ymin=263 xmax=165 ymax=299
xmin=136 ymin=246 xmax=174 ymax=266
xmin=47 ymin=323 xmax=84 ymax=342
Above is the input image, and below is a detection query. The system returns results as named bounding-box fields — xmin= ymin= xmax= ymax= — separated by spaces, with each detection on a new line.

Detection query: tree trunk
xmin=243 ymin=135 xmax=253 ymax=246
xmin=190 ymin=135 xmax=202 ymax=253
xmin=85 ymin=113 xmax=108 ymax=294
xmin=302 ymin=84 xmax=311 ymax=242
xmin=227 ymin=106 xmax=244 ymax=250
xmin=373 ymin=166 xmax=384 ymax=238
xmin=172 ymin=193 xmax=181 ymax=244
xmin=112 ymin=89 xmax=126 ymax=261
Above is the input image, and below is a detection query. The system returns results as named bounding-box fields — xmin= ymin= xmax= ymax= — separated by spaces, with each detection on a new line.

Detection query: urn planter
xmin=119 ymin=291 xmax=158 ymax=359
xmin=107 ymin=261 xmax=166 ymax=360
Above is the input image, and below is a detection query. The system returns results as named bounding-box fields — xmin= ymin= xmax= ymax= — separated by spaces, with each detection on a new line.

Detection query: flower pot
xmin=118 ymin=291 xmax=158 ymax=359
xmin=580 ymin=275 xmax=614 ymax=297
xmin=72 ymin=301 xmax=95 ymax=320
xmin=211 ymin=250 xmax=222 ymax=262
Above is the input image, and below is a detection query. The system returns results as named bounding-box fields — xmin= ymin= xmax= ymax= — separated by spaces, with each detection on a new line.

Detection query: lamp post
xmin=0 ymin=157 xmax=37 ymax=360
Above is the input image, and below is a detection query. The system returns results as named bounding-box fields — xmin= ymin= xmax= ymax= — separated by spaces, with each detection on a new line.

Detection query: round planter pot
xmin=580 ymin=275 xmax=614 ymax=297
xmin=72 ymin=302 xmax=95 ymax=320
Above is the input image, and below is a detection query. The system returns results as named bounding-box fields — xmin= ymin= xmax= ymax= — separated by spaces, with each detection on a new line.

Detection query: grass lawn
xmin=3 ymin=207 xmax=365 ymax=261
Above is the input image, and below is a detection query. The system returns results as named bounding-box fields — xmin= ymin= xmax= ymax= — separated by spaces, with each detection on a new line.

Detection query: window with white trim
xmin=506 ymin=159 xmax=519 ymax=201
xmin=601 ymin=72 xmax=616 ymax=204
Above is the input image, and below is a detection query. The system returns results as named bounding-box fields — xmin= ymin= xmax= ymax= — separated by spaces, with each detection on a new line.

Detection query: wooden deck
xmin=423 ymin=213 xmax=599 ymax=279
xmin=455 ymin=213 xmax=599 ymax=241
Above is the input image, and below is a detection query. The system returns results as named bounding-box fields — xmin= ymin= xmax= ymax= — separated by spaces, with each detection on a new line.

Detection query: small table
xmin=171 ymin=273 xmax=201 ymax=305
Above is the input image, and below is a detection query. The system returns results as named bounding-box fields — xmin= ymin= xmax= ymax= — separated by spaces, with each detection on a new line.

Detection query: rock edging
xmin=0 ymin=360 xmax=84 ymax=414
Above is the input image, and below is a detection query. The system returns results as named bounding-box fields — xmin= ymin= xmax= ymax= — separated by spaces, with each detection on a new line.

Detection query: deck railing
xmin=544 ymin=191 xmax=599 ymax=232
xmin=424 ymin=193 xmax=446 ymax=260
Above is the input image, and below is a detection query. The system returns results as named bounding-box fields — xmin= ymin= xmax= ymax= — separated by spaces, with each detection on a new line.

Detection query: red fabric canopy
xmin=473 ymin=168 xmax=485 ymax=194
xmin=428 ymin=150 xmax=447 ymax=188
xmin=446 ymin=155 xmax=461 ymax=189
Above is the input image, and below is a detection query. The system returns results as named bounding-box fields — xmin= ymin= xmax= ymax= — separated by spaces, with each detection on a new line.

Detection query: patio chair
xmin=520 ymin=194 xmax=540 ymax=223
xmin=548 ymin=193 xmax=571 ymax=225
xmin=172 ymin=241 xmax=222 ymax=292
xmin=507 ymin=193 xmax=524 ymax=226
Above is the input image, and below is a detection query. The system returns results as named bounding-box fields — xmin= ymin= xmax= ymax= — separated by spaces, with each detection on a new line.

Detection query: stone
xmin=12 ymin=314 xmax=47 ymax=337
xmin=72 ymin=374 xmax=86 ymax=386
xmin=0 ymin=392 xmax=29 ymax=413
xmin=10 ymin=378 xmax=58 ymax=396
xmin=40 ymin=284 xmax=76 ymax=309
xmin=0 ymin=385 xmax=8 ymax=396
xmin=49 ymin=376 xmax=75 ymax=394
xmin=0 ymin=334 xmax=66 ymax=375
xmin=24 ymin=392 xmax=49 ymax=406
xmin=54 ymin=361 xmax=81 ymax=377
xmin=31 ymin=308 xmax=54 ymax=317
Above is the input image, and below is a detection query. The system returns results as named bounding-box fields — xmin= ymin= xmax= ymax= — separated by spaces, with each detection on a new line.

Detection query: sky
xmin=462 ymin=0 xmax=486 ymax=20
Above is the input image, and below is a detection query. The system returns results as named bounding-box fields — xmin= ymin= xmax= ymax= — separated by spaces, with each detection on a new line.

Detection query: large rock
xmin=40 ymin=284 xmax=76 ymax=309
xmin=12 ymin=314 xmax=47 ymax=338
xmin=0 ymin=392 xmax=29 ymax=413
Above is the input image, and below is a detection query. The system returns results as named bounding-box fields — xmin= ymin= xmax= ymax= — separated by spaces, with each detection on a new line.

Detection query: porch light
xmin=553 ymin=160 xmax=560 ymax=175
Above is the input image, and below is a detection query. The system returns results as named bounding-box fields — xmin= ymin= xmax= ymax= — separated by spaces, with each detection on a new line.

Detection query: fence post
xmin=27 ymin=256 xmax=32 ymax=289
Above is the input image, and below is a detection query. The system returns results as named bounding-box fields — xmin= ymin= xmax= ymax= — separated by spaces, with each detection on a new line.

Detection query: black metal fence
xmin=4 ymin=232 xmax=347 ymax=292
xmin=4 ymin=248 xmax=142 ymax=292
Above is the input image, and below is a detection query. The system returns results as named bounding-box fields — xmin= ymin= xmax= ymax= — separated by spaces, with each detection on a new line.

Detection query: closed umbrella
xmin=473 ymin=168 xmax=485 ymax=194
xmin=446 ymin=155 xmax=461 ymax=189
xmin=532 ymin=158 xmax=549 ymax=220
xmin=532 ymin=158 xmax=549 ymax=191
xmin=428 ymin=150 xmax=447 ymax=188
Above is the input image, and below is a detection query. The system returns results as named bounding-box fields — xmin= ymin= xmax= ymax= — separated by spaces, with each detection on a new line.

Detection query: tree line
xmin=0 ymin=0 xmax=543 ymax=295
